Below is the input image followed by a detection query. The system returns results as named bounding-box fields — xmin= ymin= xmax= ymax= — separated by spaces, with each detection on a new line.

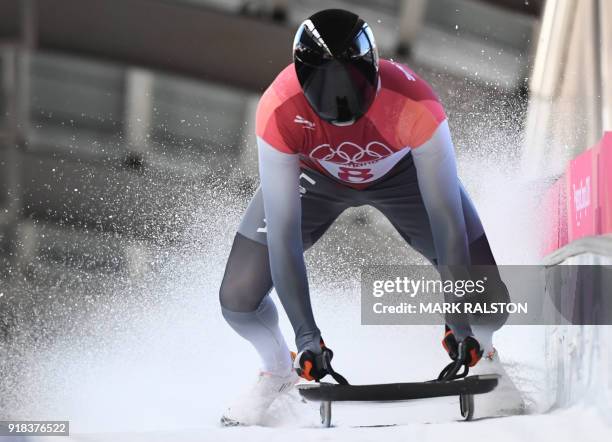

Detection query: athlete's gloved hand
xmin=293 ymin=339 xmax=333 ymax=381
xmin=442 ymin=326 xmax=483 ymax=367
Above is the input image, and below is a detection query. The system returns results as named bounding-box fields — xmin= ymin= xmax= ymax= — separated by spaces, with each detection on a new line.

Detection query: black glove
xmin=442 ymin=326 xmax=483 ymax=367
xmin=293 ymin=338 xmax=349 ymax=384
xmin=294 ymin=346 xmax=334 ymax=381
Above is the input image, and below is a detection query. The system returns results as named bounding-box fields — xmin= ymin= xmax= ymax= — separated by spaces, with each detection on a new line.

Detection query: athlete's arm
xmin=412 ymin=120 xmax=470 ymax=265
xmin=412 ymin=120 xmax=473 ymax=339
xmin=257 ymin=137 xmax=321 ymax=353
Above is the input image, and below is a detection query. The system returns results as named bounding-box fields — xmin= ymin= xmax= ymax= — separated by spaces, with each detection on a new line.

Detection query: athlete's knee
xmin=219 ymin=272 xmax=263 ymax=312
xmin=465 ymin=234 xmax=510 ymax=330
xmin=470 ymin=272 xmax=510 ymax=331
xmin=218 ymin=274 xmax=240 ymax=311
xmin=469 ymin=234 xmax=496 ymax=265
xmin=218 ymin=233 xmax=273 ymax=312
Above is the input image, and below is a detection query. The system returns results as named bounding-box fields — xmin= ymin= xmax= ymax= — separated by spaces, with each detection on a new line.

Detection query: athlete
xmin=219 ymin=9 xmax=522 ymax=426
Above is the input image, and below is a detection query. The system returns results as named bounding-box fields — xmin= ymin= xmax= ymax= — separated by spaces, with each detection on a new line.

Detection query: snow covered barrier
xmin=542 ymin=250 xmax=612 ymax=411
xmin=540 ymin=132 xmax=612 ymax=415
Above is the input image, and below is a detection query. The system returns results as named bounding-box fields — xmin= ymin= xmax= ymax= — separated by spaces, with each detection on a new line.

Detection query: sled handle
xmin=437 ymin=359 xmax=469 ymax=381
xmin=322 ymin=351 xmax=350 ymax=385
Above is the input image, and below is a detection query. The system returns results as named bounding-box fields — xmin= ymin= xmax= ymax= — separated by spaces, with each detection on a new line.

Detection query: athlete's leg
xmin=367 ymin=159 xmax=508 ymax=349
xmin=456 ymin=184 xmax=510 ymax=337
xmin=462 ymin=229 xmax=510 ymax=353
xmin=219 ymin=232 xmax=292 ymax=374
xmin=219 ymin=173 xmax=347 ymax=371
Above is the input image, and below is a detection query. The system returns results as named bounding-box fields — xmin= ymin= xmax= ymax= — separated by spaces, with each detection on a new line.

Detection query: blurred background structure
xmin=524 ymin=0 xmax=612 ymax=176
xmin=1 ymin=0 xmax=612 ymax=423
xmin=0 ymin=0 xmax=541 ymax=314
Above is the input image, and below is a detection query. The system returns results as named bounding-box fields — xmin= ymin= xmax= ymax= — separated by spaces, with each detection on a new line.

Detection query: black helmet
xmin=293 ymin=9 xmax=379 ymax=125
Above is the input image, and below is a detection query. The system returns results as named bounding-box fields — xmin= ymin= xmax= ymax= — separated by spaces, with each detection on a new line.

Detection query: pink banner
xmin=541 ymin=176 xmax=567 ymax=255
xmin=598 ymin=132 xmax=612 ymax=234
xmin=541 ymin=131 xmax=612 ymax=255
xmin=567 ymin=147 xmax=597 ymax=242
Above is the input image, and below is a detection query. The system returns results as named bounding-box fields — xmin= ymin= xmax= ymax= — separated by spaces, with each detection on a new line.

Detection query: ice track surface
xmin=12 ymin=286 xmax=612 ymax=441
xmin=5 ymin=140 xmax=612 ymax=441
xmin=31 ymin=406 xmax=612 ymax=442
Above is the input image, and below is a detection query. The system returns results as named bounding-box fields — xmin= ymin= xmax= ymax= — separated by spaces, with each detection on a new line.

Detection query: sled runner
xmin=297 ymin=374 xmax=499 ymax=426
xmin=296 ymin=351 xmax=499 ymax=427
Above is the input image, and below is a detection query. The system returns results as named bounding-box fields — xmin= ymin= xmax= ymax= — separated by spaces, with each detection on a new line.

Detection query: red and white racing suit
xmin=219 ymin=60 xmax=506 ymax=372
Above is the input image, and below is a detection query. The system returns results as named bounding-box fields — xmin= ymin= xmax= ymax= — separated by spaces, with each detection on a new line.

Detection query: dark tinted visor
xmin=293 ymin=21 xmax=379 ymax=124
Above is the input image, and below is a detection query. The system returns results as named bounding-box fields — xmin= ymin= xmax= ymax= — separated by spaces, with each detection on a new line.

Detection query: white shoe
xmin=470 ymin=349 xmax=525 ymax=418
xmin=221 ymin=370 xmax=299 ymax=426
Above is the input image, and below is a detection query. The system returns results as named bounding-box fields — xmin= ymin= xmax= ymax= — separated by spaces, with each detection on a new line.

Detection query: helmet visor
xmin=294 ymin=23 xmax=379 ymax=124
